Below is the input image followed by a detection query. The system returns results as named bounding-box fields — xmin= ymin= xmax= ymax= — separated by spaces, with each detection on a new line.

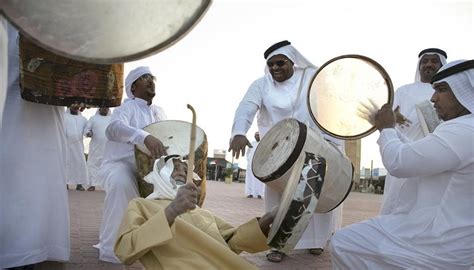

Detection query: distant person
xmin=84 ymin=107 xmax=112 ymax=191
xmin=245 ymin=131 xmax=264 ymax=199
xmin=65 ymin=104 xmax=89 ymax=191
xmin=1 ymin=21 xmax=70 ymax=269
xmin=115 ymin=155 xmax=277 ymax=270
xmin=330 ymin=60 xmax=474 ymax=269
xmin=380 ymin=48 xmax=447 ymax=215
xmin=95 ymin=66 xmax=167 ymax=263
xmin=229 ymin=40 xmax=343 ymax=262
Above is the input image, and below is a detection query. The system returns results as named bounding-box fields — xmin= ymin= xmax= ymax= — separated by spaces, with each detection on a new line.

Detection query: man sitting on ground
xmin=114 ymin=155 xmax=277 ymax=270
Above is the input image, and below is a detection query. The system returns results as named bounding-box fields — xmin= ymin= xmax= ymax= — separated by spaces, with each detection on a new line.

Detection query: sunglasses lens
xmin=267 ymin=60 xmax=287 ymax=67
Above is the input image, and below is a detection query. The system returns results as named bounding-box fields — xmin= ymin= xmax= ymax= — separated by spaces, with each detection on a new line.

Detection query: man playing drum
xmin=114 ymin=155 xmax=277 ymax=270
xmin=330 ymin=60 xmax=474 ymax=269
xmin=380 ymin=48 xmax=447 ymax=215
xmin=95 ymin=66 xmax=168 ymax=263
xmin=229 ymin=40 xmax=343 ymax=262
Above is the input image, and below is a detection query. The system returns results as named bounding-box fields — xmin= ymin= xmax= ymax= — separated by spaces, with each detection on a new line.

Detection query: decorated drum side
xmin=134 ymin=120 xmax=208 ymax=206
xmin=252 ymin=118 xmax=353 ymax=213
xmin=267 ymin=153 xmax=326 ymax=253
xmin=19 ymin=35 xmax=123 ymax=107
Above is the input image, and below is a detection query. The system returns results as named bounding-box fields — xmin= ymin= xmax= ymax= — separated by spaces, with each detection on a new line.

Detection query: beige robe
xmin=115 ymin=198 xmax=270 ymax=269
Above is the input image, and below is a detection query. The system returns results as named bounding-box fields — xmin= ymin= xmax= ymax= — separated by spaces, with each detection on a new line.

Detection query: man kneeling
xmin=114 ymin=155 xmax=276 ymax=269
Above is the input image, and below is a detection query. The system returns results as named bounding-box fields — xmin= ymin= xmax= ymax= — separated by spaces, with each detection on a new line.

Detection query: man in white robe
xmin=95 ymin=66 xmax=168 ymax=263
xmin=245 ymin=131 xmax=264 ymax=199
xmin=380 ymin=48 xmax=448 ymax=215
xmin=229 ymin=40 xmax=343 ymax=262
xmin=0 ymin=22 xmax=70 ymax=269
xmin=330 ymin=59 xmax=474 ymax=269
xmin=84 ymin=107 xmax=112 ymax=191
xmin=65 ymin=105 xmax=89 ymax=191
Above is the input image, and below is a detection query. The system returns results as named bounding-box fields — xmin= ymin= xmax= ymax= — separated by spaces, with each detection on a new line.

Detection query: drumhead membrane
xmin=252 ymin=119 xmax=306 ymax=182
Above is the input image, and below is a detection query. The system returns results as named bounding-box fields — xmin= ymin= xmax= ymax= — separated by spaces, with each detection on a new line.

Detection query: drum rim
xmin=252 ymin=119 xmax=307 ymax=182
xmin=307 ymin=54 xmax=394 ymax=140
xmin=0 ymin=0 xmax=212 ymax=64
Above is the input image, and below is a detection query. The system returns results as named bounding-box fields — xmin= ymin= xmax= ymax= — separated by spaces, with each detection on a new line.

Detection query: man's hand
xmin=228 ymin=135 xmax=252 ymax=159
xmin=258 ymin=206 xmax=278 ymax=237
xmin=164 ymin=183 xmax=198 ymax=225
xmin=144 ymin=135 xmax=168 ymax=160
xmin=375 ymin=103 xmax=396 ymax=131
xmin=394 ymin=106 xmax=412 ymax=127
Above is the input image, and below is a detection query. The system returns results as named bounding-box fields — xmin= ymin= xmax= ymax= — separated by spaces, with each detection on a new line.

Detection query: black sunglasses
xmin=267 ymin=59 xmax=288 ymax=68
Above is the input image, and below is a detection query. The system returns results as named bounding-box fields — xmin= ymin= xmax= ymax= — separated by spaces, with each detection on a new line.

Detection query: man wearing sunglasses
xmin=229 ymin=41 xmax=344 ymax=263
xmin=95 ymin=66 xmax=168 ymax=263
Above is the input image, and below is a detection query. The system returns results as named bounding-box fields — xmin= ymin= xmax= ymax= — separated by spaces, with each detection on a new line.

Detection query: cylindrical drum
xmin=252 ymin=118 xmax=353 ymax=213
xmin=19 ymin=35 xmax=123 ymax=107
xmin=134 ymin=120 xmax=208 ymax=206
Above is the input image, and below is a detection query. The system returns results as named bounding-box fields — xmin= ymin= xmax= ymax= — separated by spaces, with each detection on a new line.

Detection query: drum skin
xmin=134 ymin=120 xmax=208 ymax=207
xmin=19 ymin=35 xmax=123 ymax=107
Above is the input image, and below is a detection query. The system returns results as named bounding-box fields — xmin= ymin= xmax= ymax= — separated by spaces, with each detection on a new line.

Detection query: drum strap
xmin=292 ymin=68 xmax=308 ymax=117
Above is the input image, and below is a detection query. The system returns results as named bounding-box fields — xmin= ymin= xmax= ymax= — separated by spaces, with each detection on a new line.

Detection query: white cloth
xmin=65 ymin=110 xmax=88 ymax=185
xmin=245 ymin=141 xmax=264 ymax=197
xmin=330 ymin=114 xmax=474 ymax=269
xmin=231 ymin=45 xmax=344 ymax=251
xmin=380 ymin=82 xmax=435 ymax=215
xmin=433 ymin=59 xmax=474 ymax=113
xmin=0 ymin=23 xmax=70 ymax=268
xmin=0 ymin=16 xmax=7 ymax=129
xmin=84 ymin=111 xmax=112 ymax=187
xmin=96 ymin=97 xmax=166 ymax=263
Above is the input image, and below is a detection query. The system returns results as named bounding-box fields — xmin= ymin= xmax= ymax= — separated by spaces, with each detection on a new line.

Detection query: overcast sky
xmin=83 ymin=0 xmax=473 ymax=169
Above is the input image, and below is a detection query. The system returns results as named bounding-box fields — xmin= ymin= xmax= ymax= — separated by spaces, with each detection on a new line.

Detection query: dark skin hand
xmin=393 ymin=106 xmax=412 ymax=127
xmin=144 ymin=135 xmax=168 ymax=160
xmin=374 ymin=103 xmax=396 ymax=131
xmin=228 ymin=134 xmax=253 ymax=159
xmin=164 ymin=182 xmax=199 ymax=225
xmin=258 ymin=207 xmax=278 ymax=237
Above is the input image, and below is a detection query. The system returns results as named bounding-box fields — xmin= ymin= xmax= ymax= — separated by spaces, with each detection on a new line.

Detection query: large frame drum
xmin=19 ymin=35 xmax=123 ymax=107
xmin=134 ymin=120 xmax=208 ymax=206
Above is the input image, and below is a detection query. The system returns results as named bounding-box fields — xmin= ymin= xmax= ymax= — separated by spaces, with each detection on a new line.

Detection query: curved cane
xmin=186 ymin=104 xmax=197 ymax=184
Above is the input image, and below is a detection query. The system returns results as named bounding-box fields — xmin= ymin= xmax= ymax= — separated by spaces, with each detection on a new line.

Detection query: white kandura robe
xmin=245 ymin=140 xmax=265 ymax=197
xmin=64 ymin=110 xmax=88 ymax=185
xmin=231 ymin=67 xmax=343 ymax=250
xmin=330 ymin=114 xmax=474 ymax=269
xmin=0 ymin=16 xmax=7 ymax=129
xmin=84 ymin=112 xmax=112 ymax=187
xmin=0 ymin=23 xmax=70 ymax=268
xmin=95 ymin=98 xmax=166 ymax=263
xmin=380 ymin=82 xmax=435 ymax=215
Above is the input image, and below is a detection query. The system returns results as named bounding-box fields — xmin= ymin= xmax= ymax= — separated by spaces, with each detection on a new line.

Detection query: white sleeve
xmin=377 ymin=127 xmax=462 ymax=178
xmin=231 ymin=80 xmax=262 ymax=138
xmin=84 ymin=117 xmax=93 ymax=137
xmin=106 ymin=105 xmax=150 ymax=145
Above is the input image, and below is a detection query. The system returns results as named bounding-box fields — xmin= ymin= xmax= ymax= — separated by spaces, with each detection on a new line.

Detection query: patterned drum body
xmin=134 ymin=120 xmax=208 ymax=206
xmin=19 ymin=35 xmax=123 ymax=107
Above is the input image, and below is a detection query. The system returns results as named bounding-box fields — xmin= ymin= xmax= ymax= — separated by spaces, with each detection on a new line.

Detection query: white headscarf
xmin=144 ymin=155 xmax=201 ymax=200
xmin=414 ymin=52 xmax=447 ymax=82
xmin=432 ymin=60 xmax=474 ymax=113
xmin=124 ymin=66 xmax=152 ymax=98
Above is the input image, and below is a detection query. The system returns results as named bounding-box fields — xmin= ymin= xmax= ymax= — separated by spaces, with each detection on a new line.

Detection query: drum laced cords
xmin=298 ymin=154 xmax=326 ymax=210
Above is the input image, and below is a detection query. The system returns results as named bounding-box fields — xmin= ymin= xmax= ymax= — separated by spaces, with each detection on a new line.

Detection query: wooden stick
xmin=186 ymin=104 xmax=197 ymax=184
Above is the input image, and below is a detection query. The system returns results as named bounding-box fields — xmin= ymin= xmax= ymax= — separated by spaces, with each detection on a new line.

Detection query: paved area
xmin=66 ymin=181 xmax=382 ymax=269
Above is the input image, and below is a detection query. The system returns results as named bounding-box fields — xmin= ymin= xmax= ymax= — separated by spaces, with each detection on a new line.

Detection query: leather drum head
xmin=307 ymin=55 xmax=393 ymax=139
xmin=1 ymin=0 xmax=212 ymax=64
